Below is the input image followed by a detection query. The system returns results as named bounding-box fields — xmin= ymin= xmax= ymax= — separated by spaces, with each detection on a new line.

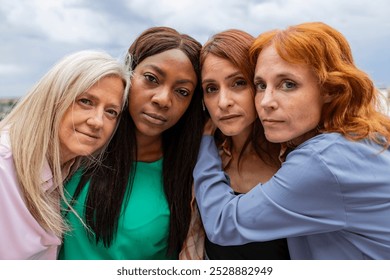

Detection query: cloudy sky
xmin=0 ymin=0 xmax=389 ymax=98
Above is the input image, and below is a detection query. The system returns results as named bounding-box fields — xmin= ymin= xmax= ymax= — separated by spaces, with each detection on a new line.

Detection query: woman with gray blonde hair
xmin=0 ymin=50 xmax=131 ymax=259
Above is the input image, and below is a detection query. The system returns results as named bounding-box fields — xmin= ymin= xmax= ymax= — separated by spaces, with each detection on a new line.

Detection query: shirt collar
xmin=278 ymin=129 xmax=321 ymax=163
xmin=41 ymin=158 xmax=75 ymax=193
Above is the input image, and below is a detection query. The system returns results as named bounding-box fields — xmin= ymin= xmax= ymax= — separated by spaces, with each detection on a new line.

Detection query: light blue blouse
xmin=193 ymin=133 xmax=390 ymax=259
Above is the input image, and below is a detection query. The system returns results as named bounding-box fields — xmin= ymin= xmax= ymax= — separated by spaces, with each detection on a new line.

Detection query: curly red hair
xmin=250 ymin=22 xmax=390 ymax=147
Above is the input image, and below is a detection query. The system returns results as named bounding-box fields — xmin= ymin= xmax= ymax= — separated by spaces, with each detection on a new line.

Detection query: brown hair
xmin=201 ymin=29 xmax=255 ymax=89
xmin=201 ymin=29 xmax=280 ymax=168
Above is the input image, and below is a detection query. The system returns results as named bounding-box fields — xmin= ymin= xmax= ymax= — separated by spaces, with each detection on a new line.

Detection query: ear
xmin=322 ymin=92 xmax=335 ymax=104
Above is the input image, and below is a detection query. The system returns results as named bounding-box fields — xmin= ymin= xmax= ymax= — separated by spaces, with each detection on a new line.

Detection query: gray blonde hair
xmin=0 ymin=50 xmax=131 ymax=237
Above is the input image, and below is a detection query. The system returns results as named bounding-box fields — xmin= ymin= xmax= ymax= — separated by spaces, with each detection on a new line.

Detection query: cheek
xmin=293 ymin=104 xmax=321 ymax=131
xmin=247 ymin=110 xmax=258 ymax=125
xmin=103 ymin=121 xmax=118 ymax=137
xmin=244 ymin=97 xmax=257 ymax=117
xmin=171 ymin=101 xmax=191 ymax=123
xmin=204 ymin=98 xmax=218 ymax=118
xmin=128 ymin=84 xmax=143 ymax=107
xmin=128 ymin=95 xmax=140 ymax=117
xmin=58 ymin=126 xmax=74 ymax=153
xmin=254 ymin=95 xmax=263 ymax=115
xmin=58 ymin=114 xmax=72 ymax=139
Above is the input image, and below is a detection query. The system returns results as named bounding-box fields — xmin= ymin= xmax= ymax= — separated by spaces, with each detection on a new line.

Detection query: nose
xmin=259 ymin=87 xmax=278 ymax=110
xmin=218 ymin=89 xmax=233 ymax=110
xmin=151 ymin=88 xmax=172 ymax=109
xmin=86 ymin=109 xmax=104 ymax=129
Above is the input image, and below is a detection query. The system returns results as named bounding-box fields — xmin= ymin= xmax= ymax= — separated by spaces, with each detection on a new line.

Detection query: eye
xmin=233 ymin=79 xmax=247 ymax=88
xmin=176 ymin=88 xmax=191 ymax=97
xmin=280 ymin=80 xmax=297 ymax=90
xmin=105 ymin=109 xmax=119 ymax=119
xmin=255 ymin=81 xmax=266 ymax=91
xmin=144 ymin=73 xmax=158 ymax=84
xmin=204 ymin=84 xmax=218 ymax=94
xmin=78 ymin=98 xmax=93 ymax=106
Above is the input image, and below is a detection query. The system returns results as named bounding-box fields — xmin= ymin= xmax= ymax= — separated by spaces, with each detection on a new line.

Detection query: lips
xmin=262 ymin=119 xmax=284 ymax=125
xmin=76 ymin=130 xmax=100 ymax=139
xmin=219 ymin=114 xmax=241 ymax=121
xmin=143 ymin=112 xmax=168 ymax=125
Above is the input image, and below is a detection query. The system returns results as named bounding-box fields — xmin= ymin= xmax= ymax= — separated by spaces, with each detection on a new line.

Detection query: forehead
xmin=255 ymin=44 xmax=315 ymax=81
xmin=137 ymin=49 xmax=191 ymax=69
xmin=255 ymin=45 xmax=285 ymax=71
xmin=202 ymin=54 xmax=236 ymax=74
xmin=136 ymin=49 xmax=197 ymax=81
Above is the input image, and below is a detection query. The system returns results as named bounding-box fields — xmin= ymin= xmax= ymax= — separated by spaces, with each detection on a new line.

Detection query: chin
xmin=264 ymin=134 xmax=285 ymax=144
xmin=220 ymin=131 xmax=240 ymax=137
xmin=219 ymin=126 xmax=241 ymax=136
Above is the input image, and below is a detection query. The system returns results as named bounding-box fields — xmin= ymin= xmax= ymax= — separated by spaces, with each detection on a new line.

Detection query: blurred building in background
xmin=0 ymin=98 xmax=18 ymax=120
xmin=0 ymin=88 xmax=389 ymax=120
xmin=378 ymin=88 xmax=389 ymax=116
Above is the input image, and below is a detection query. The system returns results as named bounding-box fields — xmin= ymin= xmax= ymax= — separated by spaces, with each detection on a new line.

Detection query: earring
xmin=202 ymin=99 xmax=206 ymax=111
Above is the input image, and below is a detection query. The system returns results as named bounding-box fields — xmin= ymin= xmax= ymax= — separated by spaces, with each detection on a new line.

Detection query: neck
xmin=60 ymin=155 xmax=73 ymax=167
xmin=285 ymin=127 xmax=320 ymax=148
xmin=136 ymin=132 xmax=163 ymax=162
xmin=230 ymin=124 xmax=253 ymax=155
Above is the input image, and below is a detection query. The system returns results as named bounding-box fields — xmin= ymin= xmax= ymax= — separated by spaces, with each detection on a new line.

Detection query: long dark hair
xmin=72 ymin=27 xmax=205 ymax=257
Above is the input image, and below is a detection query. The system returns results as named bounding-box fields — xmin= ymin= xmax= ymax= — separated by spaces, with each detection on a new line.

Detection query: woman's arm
xmin=193 ymin=136 xmax=346 ymax=245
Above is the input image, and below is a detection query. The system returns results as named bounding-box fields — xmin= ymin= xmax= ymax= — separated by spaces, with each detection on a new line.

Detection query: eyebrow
xmin=80 ymin=92 xmax=121 ymax=109
xmin=145 ymin=64 xmax=165 ymax=78
xmin=225 ymin=71 xmax=243 ymax=81
xmin=202 ymin=71 xmax=243 ymax=85
xmin=254 ymin=72 xmax=299 ymax=81
xmin=145 ymin=64 xmax=196 ymax=87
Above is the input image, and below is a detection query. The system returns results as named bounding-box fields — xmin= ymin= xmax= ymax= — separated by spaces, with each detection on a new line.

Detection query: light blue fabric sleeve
xmin=193 ymin=136 xmax=346 ymax=246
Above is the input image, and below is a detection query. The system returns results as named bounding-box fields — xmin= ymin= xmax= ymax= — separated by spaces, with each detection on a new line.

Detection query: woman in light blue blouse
xmin=193 ymin=22 xmax=390 ymax=259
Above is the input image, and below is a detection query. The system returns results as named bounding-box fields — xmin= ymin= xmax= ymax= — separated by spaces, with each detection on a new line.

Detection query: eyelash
xmin=144 ymin=73 xmax=191 ymax=97
xmin=144 ymin=73 xmax=158 ymax=84
xmin=234 ymin=79 xmax=247 ymax=87
xmin=204 ymin=79 xmax=248 ymax=94
xmin=79 ymin=98 xmax=92 ymax=105
xmin=77 ymin=98 xmax=119 ymax=119
xmin=255 ymin=80 xmax=297 ymax=92
xmin=204 ymin=85 xmax=217 ymax=94
xmin=105 ymin=109 xmax=119 ymax=119
xmin=176 ymin=89 xmax=190 ymax=97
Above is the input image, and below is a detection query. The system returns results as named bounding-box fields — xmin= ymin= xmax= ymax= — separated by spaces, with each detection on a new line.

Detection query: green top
xmin=59 ymin=158 xmax=173 ymax=260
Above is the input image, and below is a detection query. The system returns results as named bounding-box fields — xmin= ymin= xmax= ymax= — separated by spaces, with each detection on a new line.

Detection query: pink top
xmin=0 ymin=130 xmax=61 ymax=259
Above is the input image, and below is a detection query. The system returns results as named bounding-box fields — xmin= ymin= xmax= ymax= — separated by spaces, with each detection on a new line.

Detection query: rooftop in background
xmin=0 ymin=88 xmax=390 ymax=120
xmin=0 ymin=98 xmax=19 ymax=120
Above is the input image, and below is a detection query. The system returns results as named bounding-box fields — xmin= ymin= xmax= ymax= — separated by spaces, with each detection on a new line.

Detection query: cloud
xmin=0 ymin=0 xmax=389 ymax=98
xmin=0 ymin=64 xmax=24 ymax=75
xmin=5 ymin=0 xmax=109 ymax=44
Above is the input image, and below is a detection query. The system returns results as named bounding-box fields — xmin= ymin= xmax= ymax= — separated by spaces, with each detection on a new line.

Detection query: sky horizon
xmin=1 ymin=0 xmax=389 ymax=99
